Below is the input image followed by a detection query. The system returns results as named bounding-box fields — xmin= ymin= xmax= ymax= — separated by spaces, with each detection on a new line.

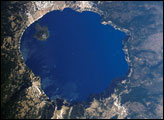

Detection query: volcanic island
xmin=34 ymin=23 xmax=49 ymax=41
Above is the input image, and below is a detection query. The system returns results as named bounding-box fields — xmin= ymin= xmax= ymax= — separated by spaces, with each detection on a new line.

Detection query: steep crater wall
xmin=1 ymin=1 xmax=163 ymax=119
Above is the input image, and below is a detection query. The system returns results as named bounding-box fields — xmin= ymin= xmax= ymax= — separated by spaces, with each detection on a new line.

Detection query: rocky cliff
xmin=1 ymin=1 xmax=163 ymax=119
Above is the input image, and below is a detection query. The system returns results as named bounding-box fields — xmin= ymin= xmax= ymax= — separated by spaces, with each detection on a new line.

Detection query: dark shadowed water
xmin=20 ymin=8 xmax=128 ymax=102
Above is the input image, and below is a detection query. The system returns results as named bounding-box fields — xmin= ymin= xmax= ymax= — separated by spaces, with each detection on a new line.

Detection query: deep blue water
xmin=20 ymin=8 xmax=128 ymax=102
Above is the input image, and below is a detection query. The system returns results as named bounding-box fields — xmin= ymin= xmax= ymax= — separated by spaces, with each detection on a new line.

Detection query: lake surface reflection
xmin=20 ymin=8 xmax=128 ymax=102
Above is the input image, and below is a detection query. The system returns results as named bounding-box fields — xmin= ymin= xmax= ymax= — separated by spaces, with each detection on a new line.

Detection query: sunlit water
xmin=20 ymin=8 xmax=128 ymax=102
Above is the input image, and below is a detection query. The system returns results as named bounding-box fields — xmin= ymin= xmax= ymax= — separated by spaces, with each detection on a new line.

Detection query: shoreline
xmin=19 ymin=3 xmax=132 ymax=101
